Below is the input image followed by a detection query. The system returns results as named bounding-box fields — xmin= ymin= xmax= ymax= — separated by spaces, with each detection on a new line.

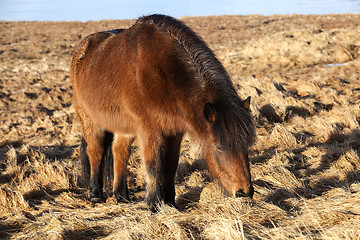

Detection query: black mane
xmin=137 ymin=14 xmax=256 ymax=152
xmin=137 ymin=14 xmax=231 ymax=91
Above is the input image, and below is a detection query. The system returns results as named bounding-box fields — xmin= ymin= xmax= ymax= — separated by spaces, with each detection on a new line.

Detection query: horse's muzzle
xmin=235 ymin=186 xmax=254 ymax=198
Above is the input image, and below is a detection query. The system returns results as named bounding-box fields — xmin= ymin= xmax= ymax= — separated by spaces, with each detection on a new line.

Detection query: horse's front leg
xmin=161 ymin=134 xmax=183 ymax=206
xmin=140 ymin=132 xmax=165 ymax=212
xmin=112 ymin=133 xmax=134 ymax=203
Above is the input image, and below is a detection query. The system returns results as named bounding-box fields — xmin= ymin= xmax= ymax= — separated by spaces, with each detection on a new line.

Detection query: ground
xmin=1 ymin=14 xmax=360 ymax=239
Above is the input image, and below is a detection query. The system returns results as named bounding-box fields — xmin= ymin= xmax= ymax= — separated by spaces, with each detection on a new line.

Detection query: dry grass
xmin=1 ymin=14 xmax=360 ymax=239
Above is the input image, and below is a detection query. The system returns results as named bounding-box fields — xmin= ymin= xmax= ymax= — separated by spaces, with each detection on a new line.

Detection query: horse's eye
xmin=215 ymin=145 xmax=224 ymax=152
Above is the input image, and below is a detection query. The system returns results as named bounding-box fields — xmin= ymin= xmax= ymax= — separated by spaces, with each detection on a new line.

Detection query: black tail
xmin=79 ymin=137 xmax=90 ymax=188
xmin=79 ymin=131 xmax=114 ymax=196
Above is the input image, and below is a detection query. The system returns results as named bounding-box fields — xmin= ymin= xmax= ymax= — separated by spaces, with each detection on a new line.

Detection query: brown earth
xmin=1 ymin=14 xmax=360 ymax=239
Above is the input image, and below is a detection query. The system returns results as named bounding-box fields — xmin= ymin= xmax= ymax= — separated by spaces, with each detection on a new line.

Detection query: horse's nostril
xmin=235 ymin=189 xmax=246 ymax=198
xmin=235 ymin=186 xmax=254 ymax=198
xmin=248 ymin=186 xmax=254 ymax=198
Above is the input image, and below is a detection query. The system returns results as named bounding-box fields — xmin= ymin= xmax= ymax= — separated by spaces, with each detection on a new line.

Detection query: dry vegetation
xmin=1 ymin=14 xmax=360 ymax=239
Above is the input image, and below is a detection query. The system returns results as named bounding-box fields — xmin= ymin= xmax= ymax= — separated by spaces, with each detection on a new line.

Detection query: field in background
xmin=1 ymin=14 xmax=360 ymax=239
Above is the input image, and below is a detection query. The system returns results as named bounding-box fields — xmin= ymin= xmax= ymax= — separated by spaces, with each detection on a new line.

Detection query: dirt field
xmin=1 ymin=14 xmax=360 ymax=239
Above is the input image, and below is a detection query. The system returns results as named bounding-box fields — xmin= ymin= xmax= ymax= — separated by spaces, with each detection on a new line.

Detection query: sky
xmin=0 ymin=0 xmax=359 ymax=21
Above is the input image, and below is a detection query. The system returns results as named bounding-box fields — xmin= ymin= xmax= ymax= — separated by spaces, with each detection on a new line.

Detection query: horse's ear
xmin=204 ymin=102 xmax=216 ymax=124
xmin=243 ymin=96 xmax=251 ymax=110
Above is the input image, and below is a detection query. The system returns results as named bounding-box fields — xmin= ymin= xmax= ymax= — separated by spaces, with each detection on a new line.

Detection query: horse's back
xmin=70 ymin=29 xmax=125 ymax=82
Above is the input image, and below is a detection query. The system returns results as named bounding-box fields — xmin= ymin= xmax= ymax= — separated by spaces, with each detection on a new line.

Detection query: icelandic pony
xmin=70 ymin=14 xmax=256 ymax=211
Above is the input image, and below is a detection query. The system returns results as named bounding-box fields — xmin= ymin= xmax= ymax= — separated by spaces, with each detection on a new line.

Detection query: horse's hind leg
xmin=112 ymin=133 xmax=134 ymax=203
xmin=75 ymin=105 xmax=106 ymax=203
xmin=85 ymin=128 xmax=106 ymax=203
xmin=161 ymin=134 xmax=183 ymax=206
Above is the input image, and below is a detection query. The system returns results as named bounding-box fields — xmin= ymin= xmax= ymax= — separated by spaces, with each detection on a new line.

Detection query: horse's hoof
xmin=90 ymin=192 xmax=104 ymax=203
xmin=115 ymin=194 xmax=130 ymax=203
xmin=90 ymin=197 xmax=103 ymax=203
xmin=147 ymin=199 xmax=164 ymax=213
xmin=90 ymin=188 xmax=104 ymax=203
xmin=150 ymin=204 xmax=161 ymax=213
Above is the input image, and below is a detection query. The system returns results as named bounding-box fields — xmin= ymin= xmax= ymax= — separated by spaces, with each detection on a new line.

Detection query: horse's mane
xmin=137 ymin=14 xmax=231 ymax=92
xmin=136 ymin=14 xmax=256 ymax=153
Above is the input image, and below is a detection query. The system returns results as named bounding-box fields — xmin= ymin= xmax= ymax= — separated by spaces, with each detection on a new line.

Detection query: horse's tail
xmin=78 ymin=137 xmax=90 ymax=188
xmin=79 ymin=131 xmax=114 ymax=196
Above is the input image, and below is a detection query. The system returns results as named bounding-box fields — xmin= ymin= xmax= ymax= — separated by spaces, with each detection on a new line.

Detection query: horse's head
xmin=203 ymin=97 xmax=255 ymax=198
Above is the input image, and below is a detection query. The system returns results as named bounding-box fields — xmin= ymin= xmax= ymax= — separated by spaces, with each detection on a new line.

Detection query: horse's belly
xmin=82 ymin=97 xmax=138 ymax=135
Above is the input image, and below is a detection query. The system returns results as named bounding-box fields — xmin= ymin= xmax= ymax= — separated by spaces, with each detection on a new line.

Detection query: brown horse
xmin=70 ymin=14 xmax=256 ymax=211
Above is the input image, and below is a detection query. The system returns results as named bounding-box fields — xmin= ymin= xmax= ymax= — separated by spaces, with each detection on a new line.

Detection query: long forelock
xmin=212 ymin=100 xmax=256 ymax=154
